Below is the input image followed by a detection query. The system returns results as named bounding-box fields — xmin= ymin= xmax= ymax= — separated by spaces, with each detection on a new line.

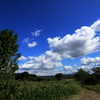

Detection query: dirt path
xmin=67 ymin=88 xmax=100 ymax=100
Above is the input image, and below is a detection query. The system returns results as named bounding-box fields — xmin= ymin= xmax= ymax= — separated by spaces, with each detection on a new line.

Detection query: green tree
xmin=74 ymin=68 xmax=89 ymax=84
xmin=21 ymin=72 xmax=29 ymax=80
xmin=55 ymin=73 xmax=63 ymax=80
xmin=0 ymin=29 xmax=21 ymax=75
xmin=91 ymin=67 xmax=100 ymax=84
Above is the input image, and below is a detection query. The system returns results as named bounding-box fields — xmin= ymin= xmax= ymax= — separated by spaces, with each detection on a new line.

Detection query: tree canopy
xmin=74 ymin=67 xmax=100 ymax=85
xmin=55 ymin=73 xmax=63 ymax=80
xmin=0 ymin=29 xmax=21 ymax=74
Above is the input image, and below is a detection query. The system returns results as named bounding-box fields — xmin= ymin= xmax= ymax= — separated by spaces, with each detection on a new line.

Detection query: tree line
xmin=74 ymin=67 xmax=100 ymax=85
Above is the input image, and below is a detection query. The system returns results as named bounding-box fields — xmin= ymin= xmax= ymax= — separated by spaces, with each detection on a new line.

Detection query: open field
xmin=1 ymin=78 xmax=100 ymax=100
xmin=0 ymin=79 xmax=81 ymax=100
xmin=17 ymin=80 xmax=81 ymax=100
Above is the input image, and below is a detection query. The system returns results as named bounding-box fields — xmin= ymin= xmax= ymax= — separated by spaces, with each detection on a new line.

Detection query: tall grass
xmin=0 ymin=80 xmax=81 ymax=100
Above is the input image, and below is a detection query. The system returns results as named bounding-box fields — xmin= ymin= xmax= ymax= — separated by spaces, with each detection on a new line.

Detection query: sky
xmin=0 ymin=0 xmax=100 ymax=76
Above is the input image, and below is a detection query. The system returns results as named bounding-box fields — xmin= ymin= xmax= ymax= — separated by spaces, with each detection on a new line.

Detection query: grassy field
xmin=83 ymin=84 xmax=100 ymax=93
xmin=1 ymin=77 xmax=100 ymax=100
xmin=0 ymin=79 xmax=81 ymax=100
xmin=68 ymin=83 xmax=100 ymax=100
xmin=17 ymin=80 xmax=81 ymax=100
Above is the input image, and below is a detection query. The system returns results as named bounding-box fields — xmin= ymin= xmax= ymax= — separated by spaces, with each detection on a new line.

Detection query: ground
xmin=68 ymin=88 xmax=100 ymax=100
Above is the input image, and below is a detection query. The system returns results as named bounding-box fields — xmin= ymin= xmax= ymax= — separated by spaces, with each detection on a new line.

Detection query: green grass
xmin=0 ymin=79 xmax=82 ymax=100
xmin=83 ymin=84 xmax=100 ymax=93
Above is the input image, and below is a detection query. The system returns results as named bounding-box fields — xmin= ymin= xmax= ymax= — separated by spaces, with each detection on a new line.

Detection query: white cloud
xmin=81 ymin=57 xmax=100 ymax=65
xmin=18 ymin=52 xmax=63 ymax=72
xmin=28 ymin=41 xmax=37 ymax=47
xmin=23 ymin=37 xmax=30 ymax=43
xmin=18 ymin=56 xmax=27 ymax=61
xmin=31 ymin=29 xmax=42 ymax=37
xmin=91 ymin=20 xmax=100 ymax=31
xmin=18 ymin=56 xmax=34 ymax=61
xmin=79 ymin=57 xmax=100 ymax=71
xmin=18 ymin=20 xmax=100 ymax=76
xmin=60 ymin=66 xmax=74 ymax=74
xmin=63 ymin=66 xmax=73 ymax=70
xmin=78 ymin=65 xmax=92 ymax=71
xmin=47 ymin=25 xmax=100 ymax=59
xmin=28 ymin=56 xmax=34 ymax=59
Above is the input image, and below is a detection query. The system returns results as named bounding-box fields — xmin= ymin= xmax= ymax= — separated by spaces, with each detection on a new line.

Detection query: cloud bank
xmin=81 ymin=57 xmax=100 ymax=67
xmin=18 ymin=20 xmax=100 ymax=76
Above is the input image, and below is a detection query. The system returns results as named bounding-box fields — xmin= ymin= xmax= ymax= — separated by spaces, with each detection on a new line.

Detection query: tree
xmin=0 ymin=29 xmax=21 ymax=75
xmin=21 ymin=72 xmax=29 ymax=80
xmin=91 ymin=67 xmax=100 ymax=84
xmin=74 ymin=68 xmax=89 ymax=84
xmin=55 ymin=73 xmax=63 ymax=80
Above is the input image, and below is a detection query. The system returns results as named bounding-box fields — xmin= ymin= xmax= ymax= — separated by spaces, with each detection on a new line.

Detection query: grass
xmin=83 ymin=84 xmax=100 ymax=93
xmin=0 ymin=79 xmax=82 ymax=100
xmin=17 ymin=80 xmax=81 ymax=100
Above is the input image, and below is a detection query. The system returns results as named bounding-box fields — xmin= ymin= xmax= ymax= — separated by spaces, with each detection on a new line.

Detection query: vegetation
xmin=55 ymin=73 xmax=63 ymax=80
xmin=0 ymin=29 xmax=100 ymax=100
xmin=0 ymin=80 xmax=81 ymax=100
xmin=0 ymin=29 xmax=21 ymax=75
xmin=83 ymin=84 xmax=100 ymax=93
xmin=74 ymin=67 xmax=100 ymax=85
xmin=0 ymin=29 xmax=21 ymax=100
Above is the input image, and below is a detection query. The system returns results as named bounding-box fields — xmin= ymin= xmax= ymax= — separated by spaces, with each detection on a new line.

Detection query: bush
xmin=0 ymin=75 xmax=19 ymax=100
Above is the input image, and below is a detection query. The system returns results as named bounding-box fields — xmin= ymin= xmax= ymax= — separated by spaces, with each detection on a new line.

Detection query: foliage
xmin=55 ymin=73 xmax=63 ymax=80
xmin=74 ymin=67 xmax=100 ymax=85
xmin=17 ymin=80 xmax=81 ymax=100
xmin=91 ymin=67 xmax=100 ymax=83
xmin=0 ymin=75 xmax=19 ymax=100
xmin=0 ymin=79 xmax=81 ymax=100
xmin=74 ymin=68 xmax=89 ymax=84
xmin=0 ymin=29 xmax=21 ymax=74
xmin=83 ymin=84 xmax=100 ymax=93
xmin=14 ymin=72 xmax=37 ymax=81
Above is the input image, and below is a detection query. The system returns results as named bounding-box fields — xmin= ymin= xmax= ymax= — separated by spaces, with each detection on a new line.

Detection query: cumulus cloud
xmin=18 ymin=20 xmax=100 ymax=76
xmin=18 ymin=56 xmax=27 ymax=61
xmin=91 ymin=20 xmax=100 ymax=31
xmin=63 ymin=66 xmax=73 ymax=71
xmin=31 ymin=29 xmax=42 ymax=37
xmin=27 ymin=41 xmax=37 ymax=47
xmin=79 ymin=57 xmax=100 ymax=71
xmin=18 ymin=56 xmax=34 ymax=61
xmin=81 ymin=57 xmax=100 ymax=65
xmin=60 ymin=66 xmax=74 ymax=74
xmin=47 ymin=25 xmax=100 ymax=59
xmin=18 ymin=51 xmax=63 ymax=74
xmin=78 ymin=65 xmax=92 ymax=72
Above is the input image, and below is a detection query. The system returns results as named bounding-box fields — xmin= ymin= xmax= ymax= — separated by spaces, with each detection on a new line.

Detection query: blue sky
xmin=0 ymin=0 xmax=100 ymax=76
